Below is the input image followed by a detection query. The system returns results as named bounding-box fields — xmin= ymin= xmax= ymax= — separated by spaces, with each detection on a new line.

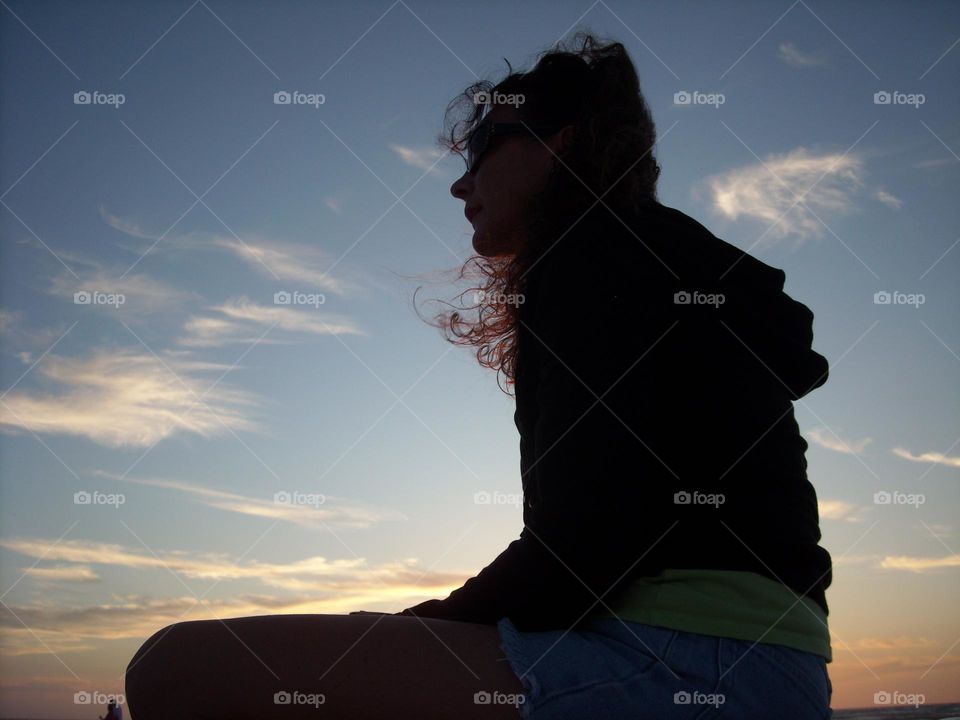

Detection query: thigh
xmin=125 ymin=613 xmax=527 ymax=720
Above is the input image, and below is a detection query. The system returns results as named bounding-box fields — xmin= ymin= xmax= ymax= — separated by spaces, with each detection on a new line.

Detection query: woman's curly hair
xmin=416 ymin=32 xmax=661 ymax=395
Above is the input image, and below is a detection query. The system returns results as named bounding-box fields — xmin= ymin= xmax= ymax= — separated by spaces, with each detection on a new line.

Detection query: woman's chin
xmin=472 ymin=224 xmax=513 ymax=257
xmin=471 ymin=228 xmax=493 ymax=256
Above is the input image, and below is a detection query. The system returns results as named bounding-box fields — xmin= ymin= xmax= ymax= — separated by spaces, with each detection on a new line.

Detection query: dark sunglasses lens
xmin=467 ymin=122 xmax=490 ymax=171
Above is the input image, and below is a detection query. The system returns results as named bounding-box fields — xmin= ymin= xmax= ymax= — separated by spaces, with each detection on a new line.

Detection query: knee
xmin=125 ymin=623 xmax=188 ymax=718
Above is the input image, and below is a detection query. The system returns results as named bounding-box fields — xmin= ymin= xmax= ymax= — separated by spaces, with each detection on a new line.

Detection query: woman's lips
xmin=465 ymin=206 xmax=482 ymax=223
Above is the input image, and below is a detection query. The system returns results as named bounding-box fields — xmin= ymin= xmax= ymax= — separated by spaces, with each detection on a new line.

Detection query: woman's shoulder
xmin=532 ymin=201 xmax=680 ymax=304
xmin=541 ymin=198 xmax=792 ymax=298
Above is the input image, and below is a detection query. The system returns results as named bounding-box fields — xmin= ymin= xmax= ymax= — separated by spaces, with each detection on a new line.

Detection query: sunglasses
xmin=465 ymin=120 xmax=560 ymax=173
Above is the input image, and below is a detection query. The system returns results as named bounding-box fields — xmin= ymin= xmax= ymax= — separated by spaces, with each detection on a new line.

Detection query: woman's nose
xmin=450 ymin=169 xmax=472 ymax=200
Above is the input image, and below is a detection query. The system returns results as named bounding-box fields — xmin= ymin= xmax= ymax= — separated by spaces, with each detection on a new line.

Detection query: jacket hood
xmin=566 ymin=201 xmax=830 ymax=401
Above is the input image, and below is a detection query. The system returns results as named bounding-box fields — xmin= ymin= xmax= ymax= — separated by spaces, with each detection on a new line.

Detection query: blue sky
xmin=1 ymin=0 xmax=958 ymax=715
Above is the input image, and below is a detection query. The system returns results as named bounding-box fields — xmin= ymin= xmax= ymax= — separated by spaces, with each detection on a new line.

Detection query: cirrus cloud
xmin=776 ymin=42 xmax=828 ymax=68
xmin=0 ymin=348 xmax=259 ymax=448
xmin=705 ymin=147 xmax=866 ymax=242
xmin=389 ymin=144 xmax=447 ymax=174
xmin=806 ymin=426 xmax=872 ymax=455
xmin=818 ymin=499 xmax=864 ymax=522
xmin=179 ymin=296 xmax=365 ymax=348
xmin=892 ymin=446 xmax=960 ymax=468
xmin=880 ymin=554 xmax=960 ymax=572
xmin=96 ymin=471 xmax=406 ymax=530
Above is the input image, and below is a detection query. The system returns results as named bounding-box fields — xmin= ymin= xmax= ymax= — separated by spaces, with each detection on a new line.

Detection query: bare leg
xmin=125 ymin=613 xmax=527 ymax=720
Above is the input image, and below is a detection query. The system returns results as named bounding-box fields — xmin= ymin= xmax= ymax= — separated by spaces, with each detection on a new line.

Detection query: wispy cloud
xmin=874 ymin=188 xmax=902 ymax=209
xmin=806 ymin=427 xmax=872 ymax=455
xmin=0 ymin=536 xmax=465 ymax=590
xmin=99 ymin=205 xmax=158 ymax=240
xmin=705 ymin=148 xmax=865 ymax=241
xmin=178 ymin=315 xmax=279 ymax=349
xmin=0 ymin=581 xmax=456 ymax=657
xmin=830 ymin=553 xmax=881 ymax=567
xmin=179 ymin=296 xmax=365 ymax=348
xmin=0 ymin=349 xmax=259 ymax=447
xmin=0 ymin=310 xmax=72 ymax=364
xmin=389 ymin=144 xmax=446 ymax=174
xmin=830 ymin=648 xmax=960 ymax=675
xmin=0 ymin=634 xmax=101 ymax=657
xmin=211 ymin=238 xmax=356 ymax=296
xmin=0 ymin=534 xmax=471 ymax=654
xmin=818 ymin=499 xmax=864 ymax=522
xmin=880 ymin=554 xmax=960 ymax=571
xmin=854 ymin=636 xmax=937 ymax=650
xmin=21 ymin=565 xmax=101 ymax=583
xmin=47 ymin=266 xmax=199 ymax=320
xmin=98 ymin=209 xmax=361 ymax=297
xmin=0 ymin=309 xmax=19 ymax=333
xmin=892 ymin=446 xmax=960 ymax=468
xmin=0 ymin=593 xmax=259 ymax=654
xmin=776 ymin=42 xmax=828 ymax=68
xmin=217 ymin=297 xmax=362 ymax=334
xmin=913 ymin=157 xmax=955 ymax=169
xmin=27 ymin=239 xmax=201 ymax=325
xmin=97 ymin=472 xmax=406 ymax=530
xmin=0 ymin=594 xmax=322 ymax=656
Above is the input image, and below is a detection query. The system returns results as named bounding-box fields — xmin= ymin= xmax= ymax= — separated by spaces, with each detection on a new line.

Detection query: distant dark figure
xmin=125 ymin=31 xmax=833 ymax=719
xmin=99 ymin=697 xmax=122 ymax=720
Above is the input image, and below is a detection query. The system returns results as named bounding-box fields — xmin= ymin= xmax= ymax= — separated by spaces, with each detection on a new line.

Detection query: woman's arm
xmin=401 ymin=242 xmax=684 ymax=630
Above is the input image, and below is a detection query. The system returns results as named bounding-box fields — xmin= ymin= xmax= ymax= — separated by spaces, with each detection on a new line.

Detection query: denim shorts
xmin=496 ymin=615 xmax=833 ymax=719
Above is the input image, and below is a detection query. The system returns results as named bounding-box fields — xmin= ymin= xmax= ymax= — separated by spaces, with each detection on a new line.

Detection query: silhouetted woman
xmin=125 ymin=32 xmax=833 ymax=720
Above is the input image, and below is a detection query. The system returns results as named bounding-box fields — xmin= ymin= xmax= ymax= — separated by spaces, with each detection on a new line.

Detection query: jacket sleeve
xmin=399 ymin=246 xmax=683 ymax=630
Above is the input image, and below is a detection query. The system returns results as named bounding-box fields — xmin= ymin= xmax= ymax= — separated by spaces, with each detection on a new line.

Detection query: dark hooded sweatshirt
xmin=399 ymin=199 xmax=832 ymax=636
